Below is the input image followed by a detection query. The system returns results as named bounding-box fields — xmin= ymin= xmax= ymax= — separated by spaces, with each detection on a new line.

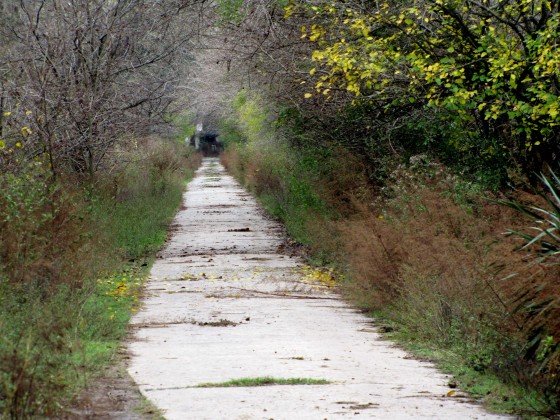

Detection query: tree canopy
xmin=290 ymin=0 xmax=560 ymax=169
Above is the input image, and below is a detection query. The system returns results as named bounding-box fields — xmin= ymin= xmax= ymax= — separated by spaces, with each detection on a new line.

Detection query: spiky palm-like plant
xmin=499 ymin=169 xmax=560 ymax=412
xmin=501 ymin=171 xmax=560 ymax=260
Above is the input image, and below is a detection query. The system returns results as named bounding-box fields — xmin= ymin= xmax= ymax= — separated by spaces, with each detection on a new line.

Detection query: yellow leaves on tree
xmin=288 ymin=0 xmax=560 ymax=153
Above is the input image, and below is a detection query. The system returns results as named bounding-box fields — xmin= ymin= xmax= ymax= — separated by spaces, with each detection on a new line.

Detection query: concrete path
xmin=127 ymin=158 xmax=506 ymax=419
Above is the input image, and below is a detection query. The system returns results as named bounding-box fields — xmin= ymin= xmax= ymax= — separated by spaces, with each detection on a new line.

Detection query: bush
xmin=92 ymin=137 xmax=200 ymax=259
xmin=0 ymin=283 xmax=81 ymax=417
xmin=0 ymin=160 xmax=106 ymax=291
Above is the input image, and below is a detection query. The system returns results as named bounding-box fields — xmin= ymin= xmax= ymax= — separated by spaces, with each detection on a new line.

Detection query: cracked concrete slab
xmin=127 ymin=158 xmax=508 ymax=419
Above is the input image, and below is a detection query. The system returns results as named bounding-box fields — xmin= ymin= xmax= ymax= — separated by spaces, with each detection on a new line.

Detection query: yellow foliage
xmin=289 ymin=0 xmax=560 ymax=151
xmin=300 ymin=266 xmax=338 ymax=288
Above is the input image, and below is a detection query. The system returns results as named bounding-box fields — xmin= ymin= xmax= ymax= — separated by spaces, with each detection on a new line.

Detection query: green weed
xmin=195 ymin=377 xmax=330 ymax=388
xmin=388 ymin=326 xmax=550 ymax=417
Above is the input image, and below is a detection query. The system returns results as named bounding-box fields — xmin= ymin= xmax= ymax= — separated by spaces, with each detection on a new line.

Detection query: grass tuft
xmin=195 ymin=377 xmax=330 ymax=388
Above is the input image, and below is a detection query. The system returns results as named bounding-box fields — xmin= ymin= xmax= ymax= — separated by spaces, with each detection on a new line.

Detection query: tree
xmin=292 ymin=0 xmax=560 ymax=171
xmin=1 ymin=0 xmax=203 ymax=177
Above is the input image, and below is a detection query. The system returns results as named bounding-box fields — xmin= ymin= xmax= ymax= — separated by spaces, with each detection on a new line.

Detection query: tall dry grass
xmin=335 ymin=165 xmax=559 ymax=412
xmin=338 ymin=186 xmax=522 ymax=354
xmin=0 ymin=163 xmax=110 ymax=291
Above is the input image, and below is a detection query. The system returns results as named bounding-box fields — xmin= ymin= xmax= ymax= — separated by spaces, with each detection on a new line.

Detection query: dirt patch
xmin=63 ymin=349 xmax=161 ymax=419
xmin=349 ymin=402 xmax=379 ymax=410
xmin=277 ymin=238 xmax=310 ymax=258
xmin=196 ymin=319 xmax=239 ymax=327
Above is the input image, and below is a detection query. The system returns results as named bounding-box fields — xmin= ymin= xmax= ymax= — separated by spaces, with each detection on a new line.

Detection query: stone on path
xmin=127 ymin=158 xmax=507 ymax=419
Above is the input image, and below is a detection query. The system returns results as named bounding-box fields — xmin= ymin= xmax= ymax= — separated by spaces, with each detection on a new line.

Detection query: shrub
xmin=92 ymin=137 xmax=200 ymax=259
xmin=499 ymin=169 xmax=560 ymax=410
xmin=0 ymin=160 xmax=106 ymax=290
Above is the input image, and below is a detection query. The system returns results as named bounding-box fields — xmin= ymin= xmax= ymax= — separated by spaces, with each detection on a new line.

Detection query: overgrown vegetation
xmin=218 ymin=86 xmax=560 ymax=416
xmin=0 ymin=1 xmax=203 ymax=415
xmin=293 ymin=0 xmax=560 ymax=173
xmin=2 ymin=0 xmax=559 ymax=416
xmin=200 ymin=0 xmax=560 ymax=415
xmin=0 ymin=136 xmax=200 ymax=417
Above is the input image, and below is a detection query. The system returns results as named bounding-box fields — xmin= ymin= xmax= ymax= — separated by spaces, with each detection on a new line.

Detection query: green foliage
xmin=218 ymin=91 xmax=267 ymax=148
xmin=502 ymin=170 xmax=560 ymax=260
xmin=498 ymin=169 xmax=560 ymax=408
xmin=0 ymin=265 xmax=146 ymax=417
xmin=221 ymin=91 xmax=336 ymax=245
xmin=0 ymin=283 xmax=81 ymax=416
xmin=292 ymin=0 xmax=560 ymax=169
xmin=232 ymin=90 xmax=271 ymax=145
xmin=173 ymin=112 xmax=197 ymax=141
xmin=225 ymin=151 xmax=330 ymax=245
xmin=392 ymin=331 xmax=546 ymax=415
xmin=0 ymin=160 xmax=101 ymax=289
xmin=217 ymin=0 xmax=246 ymax=24
xmin=91 ymin=138 xmax=198 ymax=260
xmin=219 ymin=118 xmax=247 ymax=146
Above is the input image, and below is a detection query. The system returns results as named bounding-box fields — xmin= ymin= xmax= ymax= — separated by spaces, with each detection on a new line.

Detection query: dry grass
xmin=340 ymin=188 xmax=510 ymax=306
xmin=334 ymin=167 xmax=559 ymax=409
xmin=221 ymin=148 xmax=245 ymax=183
